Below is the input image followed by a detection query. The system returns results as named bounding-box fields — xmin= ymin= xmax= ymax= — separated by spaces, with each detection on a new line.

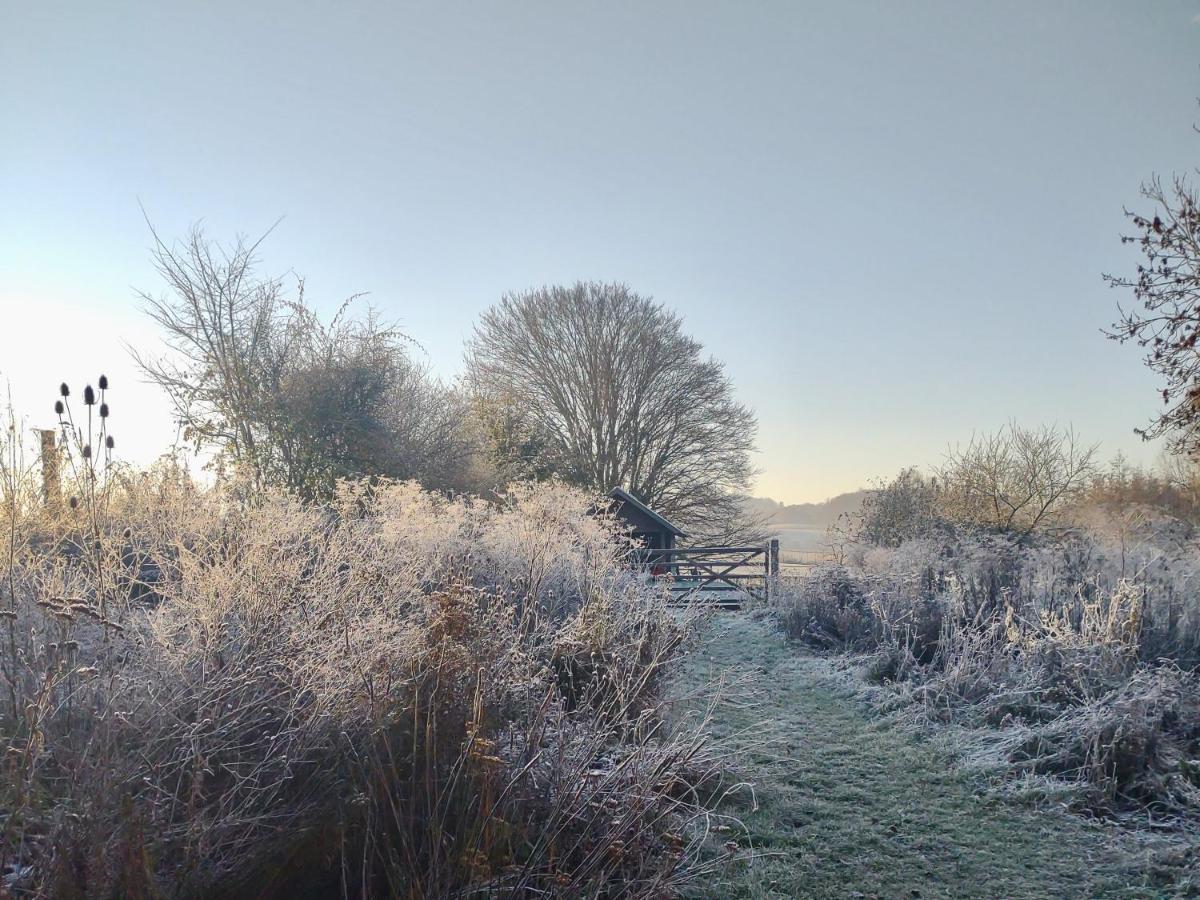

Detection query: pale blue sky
xmin=2 ymin=1 xmax=1198 ymax=502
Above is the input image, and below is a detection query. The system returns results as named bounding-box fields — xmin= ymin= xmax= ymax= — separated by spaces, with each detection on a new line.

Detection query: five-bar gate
xmin=635 ymin=541 xmax=779 ymax=607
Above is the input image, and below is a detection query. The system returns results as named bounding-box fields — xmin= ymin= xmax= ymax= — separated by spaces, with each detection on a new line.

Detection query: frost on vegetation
xmin=0 ymin=458 xmax=722 ymax=898
xmin=774 ymin=523 xmax=1200 ymax=819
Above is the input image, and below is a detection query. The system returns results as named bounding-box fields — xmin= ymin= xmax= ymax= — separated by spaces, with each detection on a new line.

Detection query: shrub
xmin=775 ymin=566 xmax=874 ymax=652
xmin=772 ymin=524 xmax=1200 ymax=818
xmin=0 ymin=430 xmax=715 ymax=898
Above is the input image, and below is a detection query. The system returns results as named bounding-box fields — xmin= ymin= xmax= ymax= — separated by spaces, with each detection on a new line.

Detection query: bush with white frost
xmin=0 ymin=453 xmax=718 ymax=897
xmin=774 ymin=521 xmax=1200 ymax=816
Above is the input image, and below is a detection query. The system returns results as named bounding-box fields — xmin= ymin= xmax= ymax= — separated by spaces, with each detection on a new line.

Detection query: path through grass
xmin=673 ymin=612 xmax=1186 ymax=899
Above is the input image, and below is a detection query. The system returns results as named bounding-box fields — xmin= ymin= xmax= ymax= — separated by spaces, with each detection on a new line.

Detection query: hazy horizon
xmin=4 ymin=2 xmax=1200 ymax=504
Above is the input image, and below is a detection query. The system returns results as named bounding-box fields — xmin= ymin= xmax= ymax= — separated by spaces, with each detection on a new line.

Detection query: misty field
xmin=767 ymin=523 xmax=827 ymax=553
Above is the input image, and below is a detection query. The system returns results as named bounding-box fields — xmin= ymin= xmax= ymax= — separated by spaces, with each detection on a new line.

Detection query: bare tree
xmin=381 ymin=361 xmax=482 ymax=492
xmin=1105 ymin=172 xmax=1200 ymax=454
xmin=133 ymin=224 xmax=477 ymax=498
xmin=1158 ymin=448 xmax=1200 ymax=513
xmin=936 ymin=423 xmax=1097 ymax=539
xmin=259 ymin=303 xmax=478 ymax=497
xmin=466 ymin=282 xmax=759 ymax=541
xmin=131 ymin=224 xmax=280 ymax=486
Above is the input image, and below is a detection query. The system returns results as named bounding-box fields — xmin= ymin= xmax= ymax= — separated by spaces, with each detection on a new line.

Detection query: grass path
xmin=672 ymin=612 xmax=1171 ymax=899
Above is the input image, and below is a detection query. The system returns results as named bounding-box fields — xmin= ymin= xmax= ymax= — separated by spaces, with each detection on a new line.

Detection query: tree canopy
xmin=466 ymin=282 xmax=758 ymax=540
xmin=133 ymin=225 xmax=476 ymax=499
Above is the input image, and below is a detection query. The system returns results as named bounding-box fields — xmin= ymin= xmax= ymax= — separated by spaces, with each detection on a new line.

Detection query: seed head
xmin=99 ymin=403 xmax=109 ymax=418
xmin=105 ymin=436 xmax=114 ymax=450
xmin=83 ymin=385 xmax=96 ymax=406
xmin=69 ymin=496 xmax=78 ymax=509
xmin=60 ymin=383 xmax=70 ymax=398
xmin=82 ymin=444 xmax=92 ymax=459
xmin=54 ymin=400 xmax=64 ymax=416
xmin=98 ymin=374 xmax=109 ymax=390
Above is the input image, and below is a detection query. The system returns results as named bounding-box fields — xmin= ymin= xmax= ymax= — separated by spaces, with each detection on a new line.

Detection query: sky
xmin=2 ymin=1 xmax=1199 ymax=504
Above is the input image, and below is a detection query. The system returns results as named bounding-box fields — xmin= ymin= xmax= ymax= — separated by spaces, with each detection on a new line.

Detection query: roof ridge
xmin=608 ymin=486 xmax=686 ymax=536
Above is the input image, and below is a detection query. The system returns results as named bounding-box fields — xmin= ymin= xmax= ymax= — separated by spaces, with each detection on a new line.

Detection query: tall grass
xmin=774 ymin=520 xmax=1200 ymax=818
xmin=0 ymin=394 xmax=719 ymax=897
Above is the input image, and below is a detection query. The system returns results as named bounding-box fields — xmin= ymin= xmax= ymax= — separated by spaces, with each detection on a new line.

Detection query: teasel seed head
xmin=54 ymin=400 xmax=64 ymax=416
xmin=60 ymin=383 xmax=70 ymax=398
xmin=98 ymin=374 xmax=108 ymax=390
xmin=105 ymin=436 xmax=114 ymax=450
xmin=83 ymin=385 xmax=96 ymax=406
xmin=82 ymin=444 xmax=92 ymax=459
xmin=99 ymin=403 xmax=109 ymax=418
xmin=69 ymin=496 xmax=78 ymax=509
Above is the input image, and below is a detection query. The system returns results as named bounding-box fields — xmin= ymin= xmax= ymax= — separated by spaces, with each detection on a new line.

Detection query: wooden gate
xmin=635 ymin=542 xmax=778 ymax=606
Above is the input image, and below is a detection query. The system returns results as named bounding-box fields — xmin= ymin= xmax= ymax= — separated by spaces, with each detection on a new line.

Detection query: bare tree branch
xmin=936 ymin=423 xmax=1097 ymax=539
xmin=132 ymin=224 xmax=479 ymax=498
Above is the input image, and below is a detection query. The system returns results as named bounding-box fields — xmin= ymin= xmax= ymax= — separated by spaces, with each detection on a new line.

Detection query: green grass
xmin=671 ymin=613 xmax=1192 ymax=899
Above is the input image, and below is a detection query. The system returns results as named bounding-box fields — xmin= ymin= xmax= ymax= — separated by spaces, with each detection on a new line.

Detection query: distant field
xmin=769 ymin=522 xmax=830 ymax=552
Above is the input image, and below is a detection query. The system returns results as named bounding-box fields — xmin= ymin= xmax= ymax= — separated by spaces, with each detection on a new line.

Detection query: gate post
xmin=38 ymin=429 xmax=61 ymax=511
xmin=765 ymin=538 xmax=780 ymax=601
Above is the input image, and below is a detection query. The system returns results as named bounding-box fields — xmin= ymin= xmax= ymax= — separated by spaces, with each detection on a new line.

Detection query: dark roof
xmin=608 ymin=487 xmax=686 ymax=537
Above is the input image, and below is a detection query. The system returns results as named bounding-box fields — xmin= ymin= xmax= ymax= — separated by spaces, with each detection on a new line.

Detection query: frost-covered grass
xmin=671 ymin=613 xmax=1188 ymax=899
xmin=0 ymin=467 xmax=723 ymax=897
xmin=772 ymin=524 xmax=1200 ymax=824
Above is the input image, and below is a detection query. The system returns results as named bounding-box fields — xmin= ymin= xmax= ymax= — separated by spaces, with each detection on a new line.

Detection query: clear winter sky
xmin=2 ymin=2 xmax=1199 ymax=504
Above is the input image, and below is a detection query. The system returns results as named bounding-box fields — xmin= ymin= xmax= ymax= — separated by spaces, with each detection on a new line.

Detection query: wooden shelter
xmin=607 ymin=486 xmax=685 ymax=552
